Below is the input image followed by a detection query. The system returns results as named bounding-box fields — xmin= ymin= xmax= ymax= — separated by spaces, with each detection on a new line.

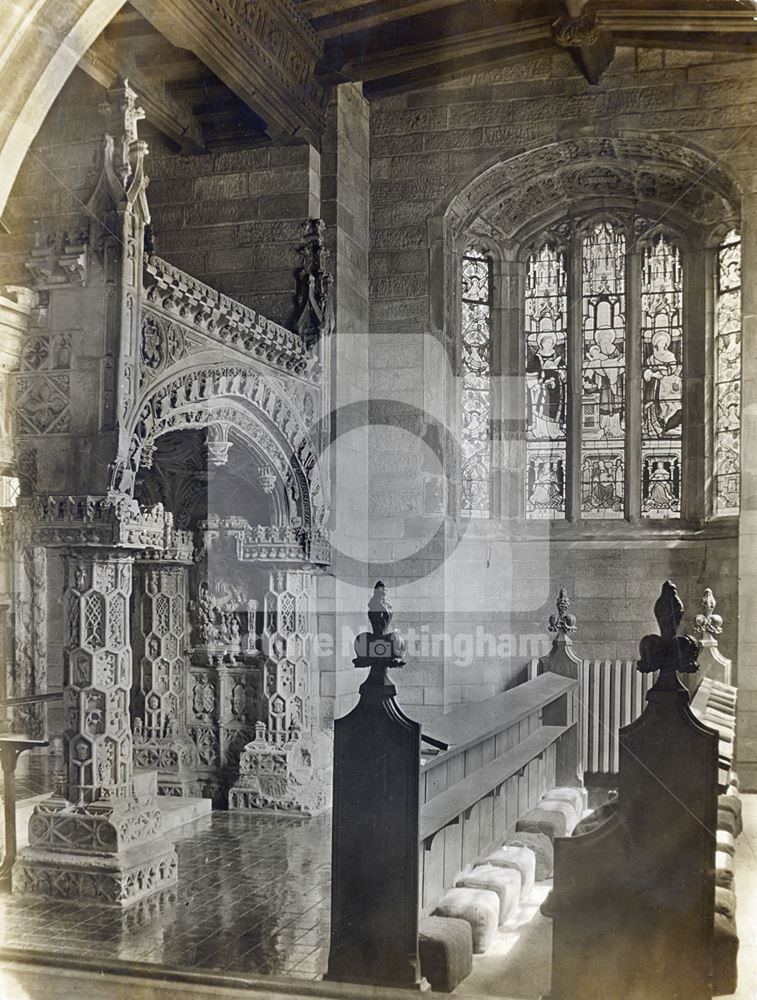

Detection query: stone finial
xmin=695 ymin=588 xmax=723 ymax=637
xmin=638 ymin=581 xmax=699 ymax=688
xmin=549 ymin=588 xmax=577 ymax=635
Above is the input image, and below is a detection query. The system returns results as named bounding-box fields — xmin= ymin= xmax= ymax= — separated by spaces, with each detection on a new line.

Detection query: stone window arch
xmin=442 ymin=139 xmax=742 ymax=527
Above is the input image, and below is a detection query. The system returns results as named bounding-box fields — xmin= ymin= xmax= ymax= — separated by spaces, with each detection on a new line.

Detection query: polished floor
xmin=0 ymin=810 xmax=332 ymax=980
xmin=0 ymin=788 xmax=754 ymax=997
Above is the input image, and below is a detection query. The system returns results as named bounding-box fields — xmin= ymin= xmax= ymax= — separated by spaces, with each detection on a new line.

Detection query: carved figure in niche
xmin=526 ymin=331 xmax=566 ymax=439
xmin=583 ymin=327 xmax=624 ymax=439
xmin=53 ymin=333 xmax=71 ymax=369
xmin=643 ymin=330 xmax=682 ymax=437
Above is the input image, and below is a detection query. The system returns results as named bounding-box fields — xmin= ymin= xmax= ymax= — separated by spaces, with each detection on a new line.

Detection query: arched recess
xmin=0 ymin=0 xmax=128 ymax=219
xmin=117 ymin=362 xmax=326 ymax=534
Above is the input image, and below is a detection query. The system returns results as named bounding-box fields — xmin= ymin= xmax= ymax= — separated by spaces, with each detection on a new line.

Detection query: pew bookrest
xmin=417 ymin=672 xmax=579 ymax=912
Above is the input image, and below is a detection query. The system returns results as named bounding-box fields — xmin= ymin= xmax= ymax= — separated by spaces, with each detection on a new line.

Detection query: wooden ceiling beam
xmin=598 ymin=9 xmax=757 ymax=34
xmin=297 ymin=0 xmax=374 ymax=18
xmin=312 ymin=0 xmax=467 ymax=39
xmin=79 ymin=35 xmax=207 ymax=153
xmin=332 ymin=18 xmax=554 ymax=81
xmin=363 ymin=39 xmax=556 ymax=97
xmin=132 ymin=0 xmax=327 ymax=145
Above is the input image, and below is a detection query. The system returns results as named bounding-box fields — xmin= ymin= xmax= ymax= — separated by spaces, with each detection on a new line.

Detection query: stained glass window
xmin=640 ymin=234 xmax=683 ymax=518
xmin=460 ymin=247 xmax=492 ymax=517
xmin=525 ymin=243 xmax=567 ymax=519
xmin=714 ymin=230 xmax=741 ymax=515
xmin=581 ymin=222 xmax=626 ymax=519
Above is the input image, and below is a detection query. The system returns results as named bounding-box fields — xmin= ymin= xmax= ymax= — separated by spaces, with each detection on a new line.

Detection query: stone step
xmin=159 ymin=795 xmax=213 ymax=833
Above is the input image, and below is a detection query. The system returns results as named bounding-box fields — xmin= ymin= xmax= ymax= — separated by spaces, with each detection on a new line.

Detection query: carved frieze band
xmin=143 ymin=257 xmax=321 ymax=383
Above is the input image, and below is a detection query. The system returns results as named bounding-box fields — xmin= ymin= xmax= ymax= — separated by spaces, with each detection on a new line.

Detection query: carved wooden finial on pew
xmin=696 ymin=588 xmax=723 ymax=636
xmin=638 ymin=580 xmax=699 ymax=693
xmin=353 ymin=581 xmax=407 ymax=686
xmin=692 ymin=586 xmax=732 ymax=688
xmin=549 ymin=587 xmax=577 ymax=637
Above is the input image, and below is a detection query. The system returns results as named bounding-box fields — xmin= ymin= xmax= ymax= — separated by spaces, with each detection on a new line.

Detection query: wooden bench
xmin=549 ymin=581 xmax=737 ymax=1000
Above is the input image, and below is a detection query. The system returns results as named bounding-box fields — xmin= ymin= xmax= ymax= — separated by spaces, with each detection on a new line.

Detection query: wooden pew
xmin=549 ymin=581 xmax=732 ymax=1000
xmin=326 ymin=582 xmax=581 ymax=990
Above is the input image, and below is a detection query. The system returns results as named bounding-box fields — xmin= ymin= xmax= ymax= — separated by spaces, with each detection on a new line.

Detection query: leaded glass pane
xmin=640 ymin=234 xmax=683 ymax=518
xmin=715 ymin=231 xmax=741 ymax=515
xmin=461 ymin=247 xmax=492 ymax=517
xmin=525 ymin=243 xmax=567 ymax=519
xmin=581 ymin=222 xmax=626 ymax=518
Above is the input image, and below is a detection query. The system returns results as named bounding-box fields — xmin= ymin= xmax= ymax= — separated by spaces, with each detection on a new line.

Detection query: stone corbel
xmin=206 ymin=422 xmax=232 ymax=467
xmin=24 ymin=228 xmax=89 ymax=290
xmin=553 ymin=1 xmax=615 ymax=85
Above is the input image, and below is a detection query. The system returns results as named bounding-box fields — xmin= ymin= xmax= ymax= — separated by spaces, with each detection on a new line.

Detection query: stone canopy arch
xmin=113 ymin=361 xmax=326 ymax=534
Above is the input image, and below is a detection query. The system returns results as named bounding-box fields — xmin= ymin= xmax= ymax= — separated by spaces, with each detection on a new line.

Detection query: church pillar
xmin=14 ymin=548 xmax=178 ymax=904
xmin=229 ymin=568 xmax=330 ymax=813
xmin=738 ymin=189 xmax=757 ymax=789
xmin=132 ymin=559 xmax=198 ymax=796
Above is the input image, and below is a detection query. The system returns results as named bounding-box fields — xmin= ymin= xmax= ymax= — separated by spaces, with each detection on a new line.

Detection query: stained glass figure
xmin=525 ymin=243 xmax=567 ymax=518
xmin=581 ymin=222 xmax=626 ymax=518
xmin=640 ymin=234 xmax=683 ymax=517
xmin=714 ymin=231 xmax=741 ymax=515
xmin=461 ymin=247 xmax=492 ymax=517
xmin=527 ymin=447 xmax=565 ymax=519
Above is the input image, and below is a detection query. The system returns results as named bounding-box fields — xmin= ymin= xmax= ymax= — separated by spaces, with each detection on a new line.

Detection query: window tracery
xmin=459 ymin=214 xmax=733 ymax=524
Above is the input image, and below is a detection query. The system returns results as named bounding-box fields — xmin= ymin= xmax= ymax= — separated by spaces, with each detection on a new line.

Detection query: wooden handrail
xmin=1 ymin=691 xmax=63 ymax=708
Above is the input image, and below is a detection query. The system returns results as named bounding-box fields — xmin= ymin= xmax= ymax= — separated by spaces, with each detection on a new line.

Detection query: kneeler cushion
xmin=508 ymin=831 xmax=554 ymax=880
xmin=530 ymin=798 xmax=579 ymax=834
xmin=715 ymin=887 xmax=736 ymax=919
xmin=456 ymin=864 xmax=521 ymax=925
xmin=476 ymin=845 xmax=535 ymax=898
xmin=718 ymin=808 xmax=739 ymax=838
xmin=541 ymin=786 xmax=587 ymax=817
xmin=713 ymin=912 xmax=739 ymax=997
xmin=418 ymin=916 xmax=473 ymax=993
xmin=516 ymin=805 xmax=567 ymax=840
xmin=432 ymin=887 xmax=500 ymax=954
xmin=715 ymin=850 xmax=735 ymax=890
xmin=718 ymin=793 xmax=743 ymax=837
xmin=717 ymin=829 xmax=736 ymax=856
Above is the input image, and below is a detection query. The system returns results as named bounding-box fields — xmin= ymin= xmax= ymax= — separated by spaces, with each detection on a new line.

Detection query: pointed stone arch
xmin=113 ymin=361 xmax=326 ymax=534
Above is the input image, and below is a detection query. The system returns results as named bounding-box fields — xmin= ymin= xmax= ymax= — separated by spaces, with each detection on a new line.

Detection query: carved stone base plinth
xmin=13 ymin=796 xmax=178 ymax=906
xmin=133 ymin=731 xmax=200 ymax=798
xmin=228 ymin=724 xmax=331 ymax=815
xmin=13 ymin=839 xmax=177 ymax=906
